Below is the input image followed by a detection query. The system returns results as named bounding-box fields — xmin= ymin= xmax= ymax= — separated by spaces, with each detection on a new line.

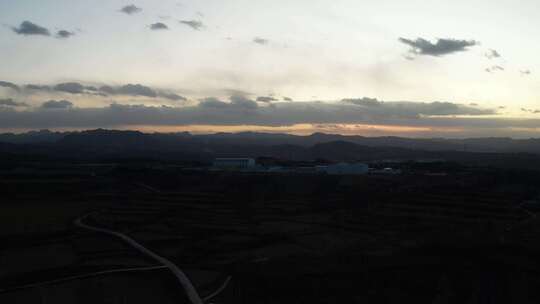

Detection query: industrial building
xmin=213 ymin=158 xmax=256 ymax=169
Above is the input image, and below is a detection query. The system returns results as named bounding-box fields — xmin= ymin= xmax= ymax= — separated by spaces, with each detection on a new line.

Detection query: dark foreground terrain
xmin=1 ymin=159 xmax=540 ymax=303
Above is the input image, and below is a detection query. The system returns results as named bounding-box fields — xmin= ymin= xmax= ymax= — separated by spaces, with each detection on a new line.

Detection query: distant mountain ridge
xmin=1 ymin=129 xmax=539 ymax=154
xmin=0 ymin=129 xmax=539 ymax=170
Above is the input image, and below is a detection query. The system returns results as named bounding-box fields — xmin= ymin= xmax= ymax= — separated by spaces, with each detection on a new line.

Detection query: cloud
xmin=403 ymin=54 xmax=416 ymax=61
xmin=116 ymin=84 xmax=157 ymax=97
xmin=24 ymin=82 xmax=179 ymax=100
xmin=179 ymin=20 xmax=203 ymax=30
xmin=0 ymin=100 xmax=532 ymax=138
xmin=25 ymin=84 xmax=51 ymax=91
xmin=0 ymin=81 xmax=20 ymax=92
xmin=485 ymin=65 xmax=504 ymax=73
xmin=97 ymin=84 xmax=157 ymax=97
xmin=56 ymin=30 xmax=75 ymax=39
xmin=256 ymin=96 xmax=278 ymax=103
xmin=120 ymin=5 xmax=142 ymax=15
xmin=342 ymin=98 xmax=495 ymax=116
xmin=41 ymin=100 xmax=74 ymax=109
xmin=283 ymin=97 xmax=293 ymax=102
xmin=230 ymin=95 xmax=258 ymax=110
xmin=342 ymin=97 xmax=380 ymax=107
xmin=150 ymin=22 xmax=169 ymax=30
xmin=198 ymin=96 xmax=258 ymax=110
xmin=12 ymin=21 xmax=51 ymax=36
xmin=99 ymin=85 xmax=115 ymax=95
xmin=485 ymin=49 xmax=501 ymax=59
xmin=399 ymin=37 xmax=477 ymax=58
xmin=0 ymin=98 xmax=28 ymax=107
xmin=521 ymin=70 xmax=532 ymax=76
xmin=54 ymin=82 xmax=85 ymax=94
xmin=521 ymin=108 xmax=540 ymax=114
xmin=221 ymin=89 xmax=253 ymax=96
xmin=159 ymin=92 xmax=187 ymax=101
xmin=199 ymin=97 xmax=229 ymax=108
xmin=253 ymin=37 xmax=269 ymax=45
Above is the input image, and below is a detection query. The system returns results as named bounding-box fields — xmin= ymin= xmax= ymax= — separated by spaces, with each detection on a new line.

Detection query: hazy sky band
xmin=0 ymin=0 xmax=539 ymax=136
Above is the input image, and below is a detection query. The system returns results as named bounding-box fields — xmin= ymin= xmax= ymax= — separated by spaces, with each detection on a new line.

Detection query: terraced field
xmin=1 ymin=169 xmax=540 ymax=303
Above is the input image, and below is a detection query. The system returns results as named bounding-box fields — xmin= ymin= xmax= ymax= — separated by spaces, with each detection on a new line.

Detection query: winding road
xmin=75 ymin=215 xmax=205 ymax=304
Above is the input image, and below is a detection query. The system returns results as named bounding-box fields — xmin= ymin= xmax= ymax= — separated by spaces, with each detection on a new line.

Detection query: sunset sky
xmin=0 ymin=0 xmax=539 ymax=137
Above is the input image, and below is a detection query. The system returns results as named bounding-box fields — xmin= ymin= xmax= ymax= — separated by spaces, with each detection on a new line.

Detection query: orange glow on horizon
xmin=118 ymin=123 xmax=461 ymax=136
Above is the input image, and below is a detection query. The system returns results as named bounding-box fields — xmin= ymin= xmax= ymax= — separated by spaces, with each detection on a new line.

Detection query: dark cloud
xmin=0 ymin=101 xmax=530 ymax=138
xmin=256 ymin=96 xmax=278 ymax=103
xmin=342 ymin=97 xmax=381 ymax=107
xmin=54 ymin=82 xmax=86 ymax=94
xmin=283 ymin=97 xmax=293 ymax=102
xmin=198 ymin=96 xmax=258 ymax=110
xmin=120 ymin=5 xmax=142 ymax=15
xmin=150 ymin=22 xmax=169 ymax=30
xmin=521 ymin=70 xmax=532 ymax=76
xmin=253 ymin=37 xmax=269 ymax=45
xmin=3 ymin=81 xmax=181 ymax=101
xmin=199 ymin=97 xmax=229 ymax=108
xmin=96 ymin=84 xmax=157 ymax=97
xmin=179 ymin=20 xmax=203 ymax=30
xmin=41 ymin=100 xmax=74 ymax=109
xmin=485 ymin=65 xmax=504 ymax=73
xmin=0 ymin=98 xmax=28 ymax=107
xmin=26 ymin=82 xmax=177 ymax=99
xmin=230 ymin=95 xmax=258 ymax=110
xmin=159 ymin=92 xmax=187 ymax=101
xmin=99 ymin=85 xmax=115 ymax=95
xmin=0 ymin=81 xmax=20 ymax=92
xmin=342 ymin=98 xmax=494 ymax=116
xmin=56 ymin=30 xmax=75 ymax=39
xmin=26 ymin=84 xmax=51 ymax=91
xmin=399 ymin=37 xmax=477 ymax=58
xmin=485 ymin=49 xmax=501 ymax=59
xmin=12 ymin=21 xmax=51 ymax=36
xmin=116 ymin=84 xmax=157 ymax=97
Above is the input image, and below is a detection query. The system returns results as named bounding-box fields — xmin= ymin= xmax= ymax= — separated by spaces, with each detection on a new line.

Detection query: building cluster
xmin=212 ymin=158 xmax=400 ymax=176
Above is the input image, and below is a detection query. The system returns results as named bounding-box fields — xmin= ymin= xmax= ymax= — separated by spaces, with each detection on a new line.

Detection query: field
xmin=1 ymin=164 xmax=540 ymax=303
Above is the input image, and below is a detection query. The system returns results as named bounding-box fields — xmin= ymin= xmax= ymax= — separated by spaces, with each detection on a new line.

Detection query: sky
xmin=0 ymin=0 xmax=539 ymax=137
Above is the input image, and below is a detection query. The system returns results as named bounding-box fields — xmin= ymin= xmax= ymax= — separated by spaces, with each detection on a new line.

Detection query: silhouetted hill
xmin=2 ymin=129 xmax=540 ymax=154
xmin=0 ymin=130 xmax=66 ymax=144
xmin=0 ymin=129 xmax=540 ymax=170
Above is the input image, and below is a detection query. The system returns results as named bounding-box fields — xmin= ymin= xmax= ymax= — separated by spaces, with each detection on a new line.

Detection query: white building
xmin=213 ymin=158 xmax=256 ymax=169
xmin=317 ymin=162 xmax=369 ymax=175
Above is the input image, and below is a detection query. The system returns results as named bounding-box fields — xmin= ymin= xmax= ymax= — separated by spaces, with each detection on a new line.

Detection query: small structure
xmin=317 ymin=162 xmax=369 ymax=175
xmin=370 ymin=167 xmax=402 ymax=175
xmin=213 ymin=158 xmax=256 ymax=169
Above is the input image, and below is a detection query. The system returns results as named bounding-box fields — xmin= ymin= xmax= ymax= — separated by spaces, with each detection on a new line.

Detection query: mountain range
xmin=0 ymin=129 xmax=539 ymax=170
